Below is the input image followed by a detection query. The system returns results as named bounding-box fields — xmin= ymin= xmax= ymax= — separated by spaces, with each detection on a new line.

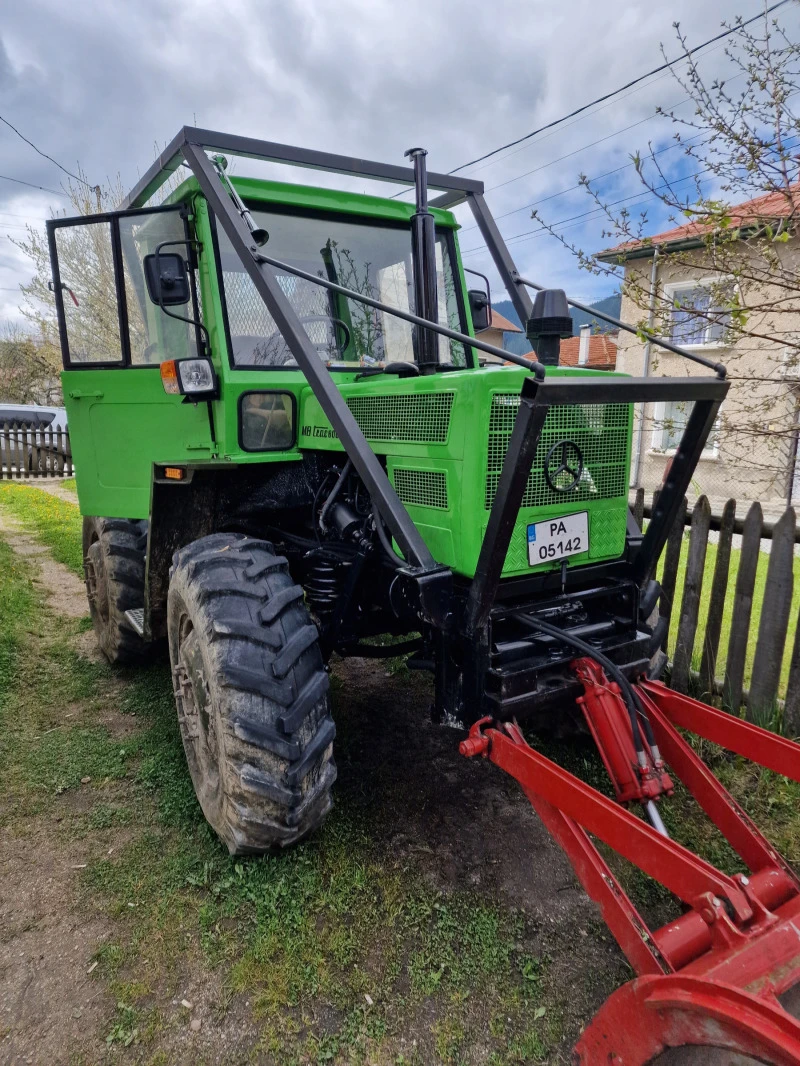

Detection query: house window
xmin=651 ymin=400 xmax=719 ymax=457
xmin=667 ymin=280 xmax=733 ymax=347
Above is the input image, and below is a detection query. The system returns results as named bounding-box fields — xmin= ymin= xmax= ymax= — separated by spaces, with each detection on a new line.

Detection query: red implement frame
xmin=460 ymin=666 xmax=800 ymax=1064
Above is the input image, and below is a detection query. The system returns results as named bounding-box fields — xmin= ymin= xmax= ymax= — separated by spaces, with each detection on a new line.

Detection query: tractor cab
xmin=54 ymin=175 xmax=477 ymax=523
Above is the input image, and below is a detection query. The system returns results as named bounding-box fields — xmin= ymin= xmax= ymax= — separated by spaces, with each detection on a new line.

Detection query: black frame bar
xmin=244 ymin=249 xmax=545 ymax=374
xmin=182 ymin=141 xmax=438 ymax=571
xmin=466 ymin=193 xmax=534 ymax=329
xmin=121 ymin=126 xmax=484 ymax=212
xmin=464 ymin=375 xmax=728 ymax=634
xmin=517 ymin=276 xmax=727 ymax=379
xmin=112 ymin=127 xmax=730 ymax=603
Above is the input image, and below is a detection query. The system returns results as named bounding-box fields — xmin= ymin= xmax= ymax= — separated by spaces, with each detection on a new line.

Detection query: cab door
xmin=50 ymin=205 xmax=215 ymax=519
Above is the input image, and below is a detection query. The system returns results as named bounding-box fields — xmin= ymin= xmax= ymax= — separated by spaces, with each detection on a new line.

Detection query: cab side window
xmin=51 ymin=207 xmax=198 ymax=369
xmin=119 ymin=212 xmax=197 ymax=365
xmin=53 ymin=220 xmax=123 ymax=365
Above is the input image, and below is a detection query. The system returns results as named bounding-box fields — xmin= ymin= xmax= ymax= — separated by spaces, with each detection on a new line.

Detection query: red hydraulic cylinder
xmin=573 ymin=657 xmax=673 ymax=805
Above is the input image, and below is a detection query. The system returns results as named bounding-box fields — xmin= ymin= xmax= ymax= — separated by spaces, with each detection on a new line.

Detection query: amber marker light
xmin=160 ymin=360 xmax=180 ymax=395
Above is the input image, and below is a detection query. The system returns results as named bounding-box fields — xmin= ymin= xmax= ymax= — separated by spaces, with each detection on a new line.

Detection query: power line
xmin=460 ymin=72 xmax=799 ymax=242
xmin=0 ymin=172 xmax=65 ymax=197
xmin=483 ymin=96 xmax=691 ymax=196
xmin=448 ymin=0 xmax=790 ymax=175
xmin=460 ymin=169 xmax=710 ymax=257
xmin=0 ymin=113 xmax=96 ymax=190
xmin=0 ymin=211 xmax=47 ymax=220
xmin=460 ymin=132 xmax=707 ymax=236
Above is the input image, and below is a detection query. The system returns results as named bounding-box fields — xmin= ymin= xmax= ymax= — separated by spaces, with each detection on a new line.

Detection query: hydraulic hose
xmin=319 ymin=460 xmax=352 ymax=534
xmin=372 ymin=506 xmax=405 ymax=568
xmin=521 ymin=616 xmax=648 ymax=755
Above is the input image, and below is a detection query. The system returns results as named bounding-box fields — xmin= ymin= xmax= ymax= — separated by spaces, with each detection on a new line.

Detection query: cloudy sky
xmin=1 ymin=0 xmax=798 ymax=328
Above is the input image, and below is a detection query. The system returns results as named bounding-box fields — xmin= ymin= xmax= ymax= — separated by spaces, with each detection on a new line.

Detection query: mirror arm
xmin=463 ymin=266 xmax=492 ymax=316
xmin=153 ymin=240 xmax=212 ymax=357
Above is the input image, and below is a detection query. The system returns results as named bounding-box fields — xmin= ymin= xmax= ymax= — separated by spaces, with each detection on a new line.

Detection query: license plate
xmin=527 ymin=511 xmax=589 ymax=566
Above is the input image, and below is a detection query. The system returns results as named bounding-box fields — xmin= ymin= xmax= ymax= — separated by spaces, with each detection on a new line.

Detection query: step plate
xmin=124 ymin=608 xmax=145 ymax=637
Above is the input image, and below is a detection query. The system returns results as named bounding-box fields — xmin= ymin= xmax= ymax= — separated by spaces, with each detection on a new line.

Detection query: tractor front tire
xmin=167 ymin=533 xmax=336 ymax=854
xmin=82 ymin=516 xmax=153 ymax=664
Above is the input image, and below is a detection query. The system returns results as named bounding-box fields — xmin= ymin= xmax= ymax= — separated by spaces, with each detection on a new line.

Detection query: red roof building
xmin=506 ymin=329 xmax=617 ymax=371
xmin=597 ymin=183 xmax=800 ymax=261
xmin=482 ymin=310 xmax=522 ymax=333
xmin=559 ymin=331 xmax=618 ymax=370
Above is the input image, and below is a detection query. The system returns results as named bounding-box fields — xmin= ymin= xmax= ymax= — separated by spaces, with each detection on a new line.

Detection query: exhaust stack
xmin=405 ymin=147 xmax=440 ymax=372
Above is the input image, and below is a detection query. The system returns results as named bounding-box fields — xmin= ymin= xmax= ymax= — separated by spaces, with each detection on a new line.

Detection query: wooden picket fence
xmin=633 ymin=487 xmax=800 ymax=734
xmin=0 ymin=421 xmax=72 ymax=479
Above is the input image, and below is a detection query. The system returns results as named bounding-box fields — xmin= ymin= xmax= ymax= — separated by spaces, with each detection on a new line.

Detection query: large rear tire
xmin=167 ymin=532 xmax=336 ymax=854
xmin=82 ymin=516 xmax=153 ymax=664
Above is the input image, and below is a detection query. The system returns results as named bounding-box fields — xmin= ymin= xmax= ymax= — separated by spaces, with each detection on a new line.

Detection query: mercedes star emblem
xmin=544 ymin=440 xmax=584 ymax=493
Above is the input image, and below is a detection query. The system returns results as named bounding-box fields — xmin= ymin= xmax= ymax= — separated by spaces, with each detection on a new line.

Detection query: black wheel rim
xmin=86 ymin=540 xmax=110 ymax=625
xmin=175 ymin=613 xmax=221 ymax=804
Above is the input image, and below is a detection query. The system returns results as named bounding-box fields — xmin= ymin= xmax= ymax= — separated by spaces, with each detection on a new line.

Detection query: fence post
xmin=658 ymin=494 xmax=686 ymax=653
xmin=749 ymin=507 xmax=796 ymax=724
xmin=1 ymin=422 xmax=8 ymax=480
xmin=699 ymin=498 xmax=736 ymax=699
xmin=723 ymin=502 xmax=763 ymax=713
xmin=783 ymin=608 xmax=800 ymax=738
xmin=55 ymin=428 xmax=63 ymax=476
xmin=14 ymin=423 xmax=23 ymax=479
xmin=671 ymin=495 xmax=711 ymax=694
xmin=46 ymin=426 xmax=54 ymax=475
xmin=33 ymin=425 xmax=42 ymax=478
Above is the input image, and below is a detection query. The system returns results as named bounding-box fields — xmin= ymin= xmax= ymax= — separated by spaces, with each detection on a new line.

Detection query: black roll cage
xmin=51 ymin=127 xmax=728 ymax=625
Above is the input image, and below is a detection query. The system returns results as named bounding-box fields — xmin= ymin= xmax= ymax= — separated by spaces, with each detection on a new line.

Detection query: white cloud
xmin=0 ymin=0 xmax=796 ymax=321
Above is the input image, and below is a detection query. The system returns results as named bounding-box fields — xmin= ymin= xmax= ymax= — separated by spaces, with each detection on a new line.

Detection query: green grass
xmin=0 ymin=481 xmax=83 ymax=575
xmin=0 ymin=486 xmax=562 ymax=1065
xmin=658 ymin=529 xmax=800 ymax=698
xmin=61 ymin=477 xmax=78 ymax=495
xmin=6 ymin=480 xmax=800 ymax=1063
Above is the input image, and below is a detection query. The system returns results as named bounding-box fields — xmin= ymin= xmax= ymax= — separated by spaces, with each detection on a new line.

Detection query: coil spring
xmin=305 ymin=556 xmax=349 ymax=623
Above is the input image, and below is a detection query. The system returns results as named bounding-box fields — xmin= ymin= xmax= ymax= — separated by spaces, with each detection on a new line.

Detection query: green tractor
xmin=50 ymin=129 xmax=800 ymax=1064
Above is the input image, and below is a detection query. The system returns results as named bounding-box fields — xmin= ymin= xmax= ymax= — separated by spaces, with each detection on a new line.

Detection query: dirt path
xmin=0 ymin=510 xmax=86 ymax=619
xmin=0 ymin=505 xmax=628 ymax=1063
xmin=0 ymin=517 xmax=117 ymax=1066
xmin=18 ymin=478 xmax=77 ymax=505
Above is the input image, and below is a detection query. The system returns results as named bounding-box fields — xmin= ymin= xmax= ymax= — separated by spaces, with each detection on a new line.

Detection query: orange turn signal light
xmin=163 ymin=467 xmax=185 ymax=480
xmin=160 ymin=360 xmax=180 ymax=395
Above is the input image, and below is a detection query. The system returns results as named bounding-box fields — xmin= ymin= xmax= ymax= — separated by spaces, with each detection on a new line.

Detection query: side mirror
xmin=144 ymin=252 xmax=190 ymax=306
xmin=468 ymin=289 xmax=490 ymax=333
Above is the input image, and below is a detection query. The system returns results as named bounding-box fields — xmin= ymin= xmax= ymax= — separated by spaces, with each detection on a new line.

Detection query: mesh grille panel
xmin=224 ymin=272 xmax=330 ymax=346
xmin=346 ymin=392 xmax=454 ymax=443
xmin=394 ymin=469 xmax=448 ymax=509
xmin=486 ymin=396 xmax=631 ymax=509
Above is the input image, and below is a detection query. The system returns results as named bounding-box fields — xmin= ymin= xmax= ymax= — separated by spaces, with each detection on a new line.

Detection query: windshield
xmin=215 ymin=206 xmax=469 ymax=370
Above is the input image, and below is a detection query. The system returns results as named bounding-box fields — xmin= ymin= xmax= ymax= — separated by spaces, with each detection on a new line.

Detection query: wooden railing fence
xmin=633 ymin=487 xmax=800 ymax=733
xmin=0 ymin=422 xmax=72 ymax=480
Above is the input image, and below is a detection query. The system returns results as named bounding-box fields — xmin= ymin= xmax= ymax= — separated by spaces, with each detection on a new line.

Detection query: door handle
xmin=68 ymin=390 xmax=104 ymax=399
